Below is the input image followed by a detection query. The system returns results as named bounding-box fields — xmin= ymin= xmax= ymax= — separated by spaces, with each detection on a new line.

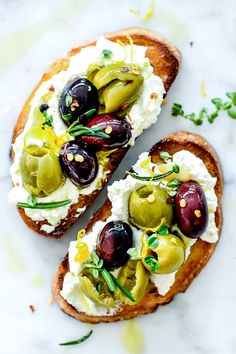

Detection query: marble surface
xmin=0 ymin=0 xmax=236 ymax=353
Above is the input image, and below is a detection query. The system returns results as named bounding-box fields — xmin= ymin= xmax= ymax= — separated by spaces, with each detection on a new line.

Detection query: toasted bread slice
xmin=11 ymin=28 xmax=181 ymax=238
xmin=52 ymin=131 xmax=223 ymax=323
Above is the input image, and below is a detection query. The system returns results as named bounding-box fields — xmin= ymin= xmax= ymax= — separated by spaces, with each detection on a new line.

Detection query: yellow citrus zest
xmin=74 ymin=242 xmax=89 ymax=262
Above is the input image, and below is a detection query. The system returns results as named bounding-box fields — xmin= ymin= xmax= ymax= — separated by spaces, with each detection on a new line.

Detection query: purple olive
xmin=59 ymin=78 xmax=98 ymax=126
xmin=175 ymin=181 xmax=208 ymax=238
xmin=82 ymin=114 xmax=132 ymax=149
xmin=59 ymin=141 xmax=98 ymax=186
xmin=96 ymin=221 xmax=133 ymax=269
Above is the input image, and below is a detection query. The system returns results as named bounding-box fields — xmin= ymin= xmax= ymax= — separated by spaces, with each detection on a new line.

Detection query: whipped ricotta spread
xmin=61 ymin=149 xmax=219 ymax=314
xmin=8 ymin=37 xmax=165 ymax=232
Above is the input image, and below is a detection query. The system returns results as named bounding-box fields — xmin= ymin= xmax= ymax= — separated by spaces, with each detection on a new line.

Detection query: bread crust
xmin=11 ymin=28 xmax=181 ymax=238
xmin=52 ymin=132 xmax=223 ymax=323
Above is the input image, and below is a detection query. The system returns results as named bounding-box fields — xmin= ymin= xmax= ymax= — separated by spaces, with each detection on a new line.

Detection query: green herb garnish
xmin=128 ymin=164 xmax=179 ymax=182
xmin=100 ymin=268 xmax=115 ymax=292
xmin=59 ymin=330 xmax=93 ymax=346
xmin=17 ymin=199 xmax=71 ymax=209
xmin=66 ymin=109 xmax=109 ymax=139
xmin=102 ymin=49 xmax=113 ymax=59
xmin=147 ymin=235 xmax=159 ymax=249
xmin=160 ymin=151 xmax=172 ymax=161
xmin=172 ymin=164 xmax=180 ymax=174
xmin=158 ymin=225 xmax=169 ymax=235
xmin=167 ymin=178 xmax=180 ymax=189
xmin=111 ymin=274 xmax=135 ymax=303
xmin=42 ymin=111 xmax=53 ymax=128
xmin=86 ymin=252 xmax=135 ymax=302
xmin=69 ymin=125 xmax=110 ymax=139
xmin=172 ymin=92 xmax=236 ymax=125
xmin=65 ymin=94 xmax=73 ymax=107
xmin=127 ymin=247 xmax=138 ymax=258
xmin=144 ymin=256 xmax=159 ymax=272
xmin=27 ymin=195 xmax=37 ymax=206
xmin=62 ymin=113 xmax=72 ymax=121
xmin=127 ymin=170 xmax=173 ymax=181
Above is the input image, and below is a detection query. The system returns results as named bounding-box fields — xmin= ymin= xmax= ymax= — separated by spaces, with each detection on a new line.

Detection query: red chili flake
xmin=49 ymin=85 xmax=55 ymax=92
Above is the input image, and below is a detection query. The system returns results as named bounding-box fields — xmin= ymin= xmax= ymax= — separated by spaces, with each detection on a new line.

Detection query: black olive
xmin=39 ymin=103 xmax=49 ymax=113
xmin=59 ymin=141 xmax=98 ymax=187
xmin=96 ymin=221 xmax=133 ymax=269
xmin=59 ymin=77 xmax=99 ymax=126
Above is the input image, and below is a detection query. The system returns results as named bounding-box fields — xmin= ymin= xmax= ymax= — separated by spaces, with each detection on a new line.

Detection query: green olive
xmin=20 ymin=148 xmax=64 ymax=197
xmin=92 ymin=62 xmax=144 ymax=113
xmin=141 ymin=234 xmax=186 ymax=274
xmin=87 ymin=63 xmax=104 ymax=82
xmin=102 ymin=77 xmax=143 ymax=113
xmin=79 ymin=270 xmax=114 ymax=307
xmin=24 ymin=126 xmax=58 ymax=155
xmin=129 ymin=185 xmax=173 ymax=230
xmin=114 ymin=260 xmax=149 ymax=305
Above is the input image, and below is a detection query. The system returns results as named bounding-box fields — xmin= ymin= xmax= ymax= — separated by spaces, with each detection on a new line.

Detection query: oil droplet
xmin=122 ymin=319 xmax=144 ymax=354
xmin=31 ymin=274 xmax=45 ymax=288
xmin=4 ymin=236 xmax=26 ymax=274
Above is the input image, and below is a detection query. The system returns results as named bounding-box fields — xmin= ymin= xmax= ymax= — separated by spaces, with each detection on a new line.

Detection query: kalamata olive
xmin=59 ymin=78 xmax=99 ymax=126
xmin=174 ymin=181 xmax=208 ymax=238
xmin=82 ymin=114 xmax=132 ymax=149
xmin=96 ymin=221 xmax=133 ymax=269
xmin=129 ymin=185 xmax=173 ymax=230
xmin=59 ymin=141 xmax=98 ymax=186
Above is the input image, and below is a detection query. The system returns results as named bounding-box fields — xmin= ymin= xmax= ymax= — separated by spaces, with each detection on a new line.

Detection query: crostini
xmin=53 ymin=132 xmax=223 ymax=323
xmin=9 ymin=28 xmax=181 ymax=238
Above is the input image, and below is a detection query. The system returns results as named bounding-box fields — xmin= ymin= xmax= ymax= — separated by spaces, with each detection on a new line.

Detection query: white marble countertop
xmin=1 ymin=0 xmax=236 ymax=353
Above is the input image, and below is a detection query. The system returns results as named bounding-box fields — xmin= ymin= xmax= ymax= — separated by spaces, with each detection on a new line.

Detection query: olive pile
xmin=58 ymin=62 xmax=143 ymax=186
xmin=21 ymin=61 xmax=143 ymax=193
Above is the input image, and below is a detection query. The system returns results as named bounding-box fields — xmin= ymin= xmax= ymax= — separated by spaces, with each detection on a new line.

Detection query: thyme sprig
xmin=172 ymin=92 xmax=236 ymax=125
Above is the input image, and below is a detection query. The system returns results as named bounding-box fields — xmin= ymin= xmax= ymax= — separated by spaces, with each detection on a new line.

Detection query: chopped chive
xmin=158 ymin=225 xmax=169 ymax=235
xmin=148 ymin=235 xmax=159 ymax=249
xmin=144 ymin=256 xmax=159 ymax=272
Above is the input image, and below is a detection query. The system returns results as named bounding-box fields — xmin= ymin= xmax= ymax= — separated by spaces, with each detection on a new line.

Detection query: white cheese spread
xmin=8 ymin=37 xmax=165 ymax=232
xmin=61 ymin=149 xmax=219 ymax=314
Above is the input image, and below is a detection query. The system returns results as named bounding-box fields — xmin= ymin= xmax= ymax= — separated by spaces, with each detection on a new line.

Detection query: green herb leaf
xmin=100 ymin=268 xmax=115 ymax=292
xmin=127 ymin=170 xmax=173 ymax=181
xmin=111 ymin=274 xmax=135 ymax=302
xmin=42 ymin=111 xmax=53 ymax=128
xmin=16 ymin=199 xmax=71 ymax=209
xmin=172 ymin=164 xmax=180 ymax=173
xmin=62 ymin=113 xmax=72 ymax=121
xmin=171 ymin=103 xmax=184 ymax=116
xmin=228 ymin=108 xmax=236 ymax=119
xmin=59 ymin=330 xmax=93 ymax=346
xmin=172 ymin=92 xmax=236 ymax=125
xmin=92 ymin=268 xmax=99 ymax=278
xmin=148 ymin=235 xmax=159 ymax=249
xmin=158 ymin=225 xmax=169 ymax=235
xmin=144 ymin=256 xmax=159 ymax=272
xmin=27 ymin=195 xmax=37 ymax=206
xmin=167 ymin=190 xmax=177 ymax=197
xmin=102 ymin=49 xmax=113 ymax=59
xmin=91 ymin=251 xmax=100 ymax=265
xmin=127 ymin=247 xmax=138 ymax=258
xmin=65 ymin=94 xmax=73 ymax=107
xmin=167 ymin=178 xmax=180 ymax=189
xmin=160 ymin=151 xmax=172 ymax=161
